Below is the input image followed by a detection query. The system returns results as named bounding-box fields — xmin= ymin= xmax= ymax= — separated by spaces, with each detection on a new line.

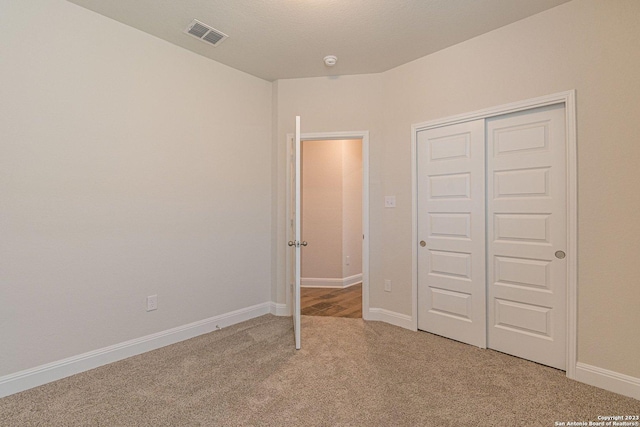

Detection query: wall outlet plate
xmin=146 ymin=295 xmax=158 ymax=311
xmin=384 ymin=196 xmax=396 ymax=208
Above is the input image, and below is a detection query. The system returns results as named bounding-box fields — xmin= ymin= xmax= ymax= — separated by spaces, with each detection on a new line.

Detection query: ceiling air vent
xmin=184 ymin=19 xmax=228 ymax=47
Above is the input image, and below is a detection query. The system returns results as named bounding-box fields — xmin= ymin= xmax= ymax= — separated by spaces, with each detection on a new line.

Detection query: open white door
xmin=288 ymin=116 xmax=302 ymax=350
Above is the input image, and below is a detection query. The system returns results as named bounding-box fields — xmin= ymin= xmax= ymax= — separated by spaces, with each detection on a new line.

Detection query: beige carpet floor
xmin=1 ymin=315 xmax=638 ymax=426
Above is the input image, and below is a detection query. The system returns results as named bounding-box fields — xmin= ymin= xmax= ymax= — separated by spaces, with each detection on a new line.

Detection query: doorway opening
xmin=299 ymin=138 xmax=363 ymax=318
xmin=286 ymin=130 xmax=370 ymax=321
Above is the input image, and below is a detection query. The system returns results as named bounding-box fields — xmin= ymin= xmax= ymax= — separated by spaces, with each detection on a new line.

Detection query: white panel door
xmin=486 ymin=105 xmax=567 ymax=369
xmin=417 ymin=120 xmax=486 ymax=348
xmin=288 ymin=116 xmax=302 ymax=350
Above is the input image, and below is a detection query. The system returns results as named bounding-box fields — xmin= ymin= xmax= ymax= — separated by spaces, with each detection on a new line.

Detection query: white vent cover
xmin=184 ymin=19 xmax=228 ymax=47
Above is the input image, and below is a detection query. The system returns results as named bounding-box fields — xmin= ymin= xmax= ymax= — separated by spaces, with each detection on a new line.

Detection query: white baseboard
xmin=574 ymin=362 xmax=640 ymax=400
xmin=367 ymin=308 xmax=413 ymax=330
xmin=301 ymin=273 xmax=362 ymax=289
xmin=270 ymin=302 xmax=289 ymax=316
xmin=0 ymin=302 xmax=272 ymax=398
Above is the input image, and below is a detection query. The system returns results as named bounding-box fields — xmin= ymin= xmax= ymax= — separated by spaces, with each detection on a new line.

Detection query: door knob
xmin=288 ymin=241 xmax=295 ymax=247
xmin=420 ymin=240 xmax=426 ymax=247
xmin=555 ymin=250 xmax=566 ymax=259
xmin=301 ymin=241 xmax=308 ymax=247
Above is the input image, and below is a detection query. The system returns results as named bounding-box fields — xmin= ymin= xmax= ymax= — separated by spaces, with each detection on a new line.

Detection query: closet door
xmin=417 ymin=120 xmax=486 ymax=348
xmin=486 ymin=105 xmax=567 ymax=369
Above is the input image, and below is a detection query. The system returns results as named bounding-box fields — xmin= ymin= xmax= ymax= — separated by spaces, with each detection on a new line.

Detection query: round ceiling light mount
xmin=323 ymin=55 xmax=338 ymax=67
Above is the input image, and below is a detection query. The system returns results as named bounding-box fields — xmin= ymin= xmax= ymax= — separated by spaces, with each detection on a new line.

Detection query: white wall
xmin=275 ymin=0 xmax=640 ymax=380
xmin=0 ymin=0 xmax=272 ymax=377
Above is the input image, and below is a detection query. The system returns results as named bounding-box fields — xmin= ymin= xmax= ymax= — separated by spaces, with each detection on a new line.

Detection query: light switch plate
xmin=384 ymin=196 xmax=396 ymax=208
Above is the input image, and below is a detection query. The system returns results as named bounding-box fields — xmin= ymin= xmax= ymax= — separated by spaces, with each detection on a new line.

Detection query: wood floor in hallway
xmin=300 ymin=283 xmax=362 ymax=318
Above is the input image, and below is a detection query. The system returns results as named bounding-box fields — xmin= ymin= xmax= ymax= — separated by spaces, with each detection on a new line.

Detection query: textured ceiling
xmin=65 ymin=0 xmax=572 ymax=82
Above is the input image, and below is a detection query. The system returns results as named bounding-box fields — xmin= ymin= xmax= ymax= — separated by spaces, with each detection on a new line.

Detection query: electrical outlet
xmin=146 ymin=295 xmax=158 ymax=312
xmin=384 ymin=279 xmax=392 ymax=292
xmin=384 ymin=196 xmax=396 ymax=208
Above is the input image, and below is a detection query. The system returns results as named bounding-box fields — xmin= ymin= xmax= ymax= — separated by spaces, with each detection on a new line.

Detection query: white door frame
xmin=411 ymin=90 xmax=577 ymax=379
xmin=286 ymin=130 xmax=371 ymax=320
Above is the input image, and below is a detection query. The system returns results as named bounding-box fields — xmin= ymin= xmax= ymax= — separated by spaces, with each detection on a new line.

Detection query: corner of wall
xmin=271 ymin=80 xmax=280 ymax=304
